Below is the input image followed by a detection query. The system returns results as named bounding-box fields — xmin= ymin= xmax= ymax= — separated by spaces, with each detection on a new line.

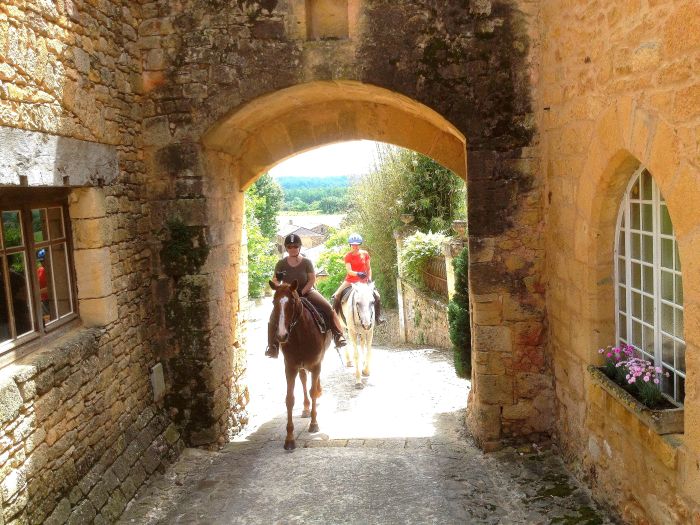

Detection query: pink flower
xmin=643 ymin=376 xmax=650 ymax=382
xmin=606 ymin=353 xmax=612 ymax=358
xmin=654 ymin=378 xmax=660 ymax=384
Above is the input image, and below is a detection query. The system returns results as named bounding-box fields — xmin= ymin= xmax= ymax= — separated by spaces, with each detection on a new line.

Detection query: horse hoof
xmin=308 ymin=423 xmax=319 ymax=433
xmin=284 ymin=440 xmax=296 ymax=451
xmin=354 ymin=382 xmax=363 ymax=389
xmin=362 ymin=370 xmax=370 ymax=377
xmin=345 ymin=361 xmax=353 ymax=368
xmin=301 ymin=409 xmax=311 ymax=418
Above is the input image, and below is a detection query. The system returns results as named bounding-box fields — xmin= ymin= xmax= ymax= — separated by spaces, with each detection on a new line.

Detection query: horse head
xmin=269 ymin=279 xmax=300 ymax=343
xmin=351 ymin=282 xmax=375 ymax=331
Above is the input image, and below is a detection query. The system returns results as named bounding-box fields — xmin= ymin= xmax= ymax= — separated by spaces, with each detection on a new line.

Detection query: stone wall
xmin=0 ymin=1 xmax=186 ymax=523
xmin=398 ymin=280 xmax=451 ymax=350
xmin=540 ymin=0 xmax=700 ymax=521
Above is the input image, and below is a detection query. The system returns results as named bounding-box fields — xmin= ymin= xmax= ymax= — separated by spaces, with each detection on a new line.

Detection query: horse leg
xmin=284 ymin=365 xmax=297 ymax=450
xmin=308 ymin=366 xmax=321 ymax=433
xmin=344 ymin=343 xmax=353 ymax=368
xmin=299 ymin=369 xmax=311 ymax=418
xmin=352 ymin=333 xmax=362 ymax=386
xmin=362 ymin=332 xmax=373 ymax=377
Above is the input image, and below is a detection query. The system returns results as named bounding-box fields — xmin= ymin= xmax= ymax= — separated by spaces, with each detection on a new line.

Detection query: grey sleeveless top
xmin=274 ymin=257 xmax=315 ymax=290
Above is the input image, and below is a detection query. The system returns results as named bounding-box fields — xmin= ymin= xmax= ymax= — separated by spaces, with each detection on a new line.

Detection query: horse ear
xmin=269 ymin=280 xmax=277 ymax=290
xmin=290 ymin=280 xmax=298 ymax=292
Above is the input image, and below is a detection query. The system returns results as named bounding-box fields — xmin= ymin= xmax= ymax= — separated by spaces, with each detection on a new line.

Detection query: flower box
xmin=587 ymin=365 xmax=684 ymax=435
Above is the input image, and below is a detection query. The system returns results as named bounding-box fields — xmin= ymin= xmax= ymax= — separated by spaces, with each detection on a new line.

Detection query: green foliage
xmin=347 ymin=145 xmax=466 ymax=307
xmin=244 ymin=173 xmax=281 ymax=298
xmin=400 ymin=231 xmax=447 ymax=288
xmin=247 ymin=173 xmax=283 ymax=239
xmin=315 ymin=228 xmax=353 ymax=299
xmin=448 ymin=247 xmax=471 ymax=378
xmin=277 ymin=176 xmax=350 ymax=213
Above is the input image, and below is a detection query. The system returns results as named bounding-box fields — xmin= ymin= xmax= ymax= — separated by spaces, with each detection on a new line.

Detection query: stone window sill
xmin=587 ymin=365 xmax=684 ymax=435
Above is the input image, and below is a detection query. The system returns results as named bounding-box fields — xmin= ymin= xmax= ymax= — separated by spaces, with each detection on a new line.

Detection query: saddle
xmin=300 ymin=297 xmax=327 ymax=334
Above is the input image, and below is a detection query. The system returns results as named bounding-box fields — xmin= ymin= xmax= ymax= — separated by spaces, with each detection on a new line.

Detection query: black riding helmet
xmin=284 ymin=233 xmax=301 ymax=247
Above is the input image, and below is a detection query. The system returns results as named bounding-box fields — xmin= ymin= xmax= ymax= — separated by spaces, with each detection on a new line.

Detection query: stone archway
xmin=202 ymin=80 xmax=467 ymax=188
xmin=154 ymin=78 xmax=550 ymax=451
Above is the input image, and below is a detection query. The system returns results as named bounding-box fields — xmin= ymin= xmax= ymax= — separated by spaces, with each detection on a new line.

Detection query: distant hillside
xmin=275 ymin=176 xmax=353 ymax=213
xmin=276 ymin=175 xmax=351 ymax=190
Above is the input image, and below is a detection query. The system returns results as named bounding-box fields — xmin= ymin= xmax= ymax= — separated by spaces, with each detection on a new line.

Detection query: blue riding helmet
xmin=37 ymin=248 xmax=46 ymax=261
xmin=348 ymin=233 xmax=363 ymax=245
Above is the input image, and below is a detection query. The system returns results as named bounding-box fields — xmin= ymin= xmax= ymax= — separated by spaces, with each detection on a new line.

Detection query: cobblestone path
xmin=119 ymin=302 xmax=612 ymax=525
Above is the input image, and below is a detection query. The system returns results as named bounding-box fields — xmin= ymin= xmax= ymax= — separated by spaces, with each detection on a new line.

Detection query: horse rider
xmin=332 ymin=233 xmax=386 ymax=325
xmin=266 ymin=233 xmax=347 ymax=358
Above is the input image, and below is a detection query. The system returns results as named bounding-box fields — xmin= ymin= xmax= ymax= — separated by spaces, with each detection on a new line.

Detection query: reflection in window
xmin=0 ymin=200 xmax=76 ymax=356
xmin=615 ymin=166 xmax=685 ymax=404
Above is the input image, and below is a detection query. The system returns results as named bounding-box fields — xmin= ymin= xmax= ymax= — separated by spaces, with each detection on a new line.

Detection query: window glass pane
xmin=0 ymin=258 xmax=10 ymax=343
xmin=47 ymin=207 xmax=64 ymax=239
xmin=631 ymin=203 xmax=640 ymax=230
xmin=630 ymin=178 xmax=640 ymax=199
xmin=36 ymin=248 xmax=57 ymax=324
xmin=642 ymin=235 xmax=653 ymax=263
xmin=50 ymin=243 xmax=72 ymax=318
xmin=642 ymin=265 xmax=654 ymax=293
xmin=631 ymin=233 xmax=640 ymax=259
xmin=31 ymin=209 xmax=48 ymax=242
xmin=641 ymin=204 xmax=653 ymax=231
xmin=632 ymin=320 xmax=642 ymax=349
xmin=661 ymin=303 xmax=673 ymax=335
xmin=661 ymin=238 xmax=673 ymax=269
xmin=662 ymin=367 xmax=673 ymax=397
xmin=632 ymin=291 xmax=641 ymax=318
xmin=661 ymin=270 xmax=673 ymax=301
xmin=674 ymin=308 xmax=684 ymax=339
xmin=643 ymin=295 xmax=654 ymax=324
xmin=632 ymin=262 xmax=641 ymax=289
xmin=2 ymin=211 xmax=23 ymax=248
xmin=675 ymin=274 xmax=683 ymax=304
xmin=641 ymin=170 xmax=652 ymax=200
xmin=660 ymin=205 xmax=672 ymax=235
xmin=618 ymin=229 xmax=625 ymax=256
xmin=643 ymin=325 xmax=654 ymax=356
xmin=618 ymin=286 xmax=627 ymax=312
xmin=7 ymin=253 xmax=33 ymax=337
xmin=618 ymin=313 xmax=627 ymax=339
xmin=674 ymin=243 xmax=681 ymax=271
xmin=617 ymin=258 xmax=626 ymax=285
xmin=661 ymin=335 xmax=674 ymax=366
xmin=676 ymin=341 xmax=685 ymax=373
xmin=677 ymin=376 xmax=685 ymax=404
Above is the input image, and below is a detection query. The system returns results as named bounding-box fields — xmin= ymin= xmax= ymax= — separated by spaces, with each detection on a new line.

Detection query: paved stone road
xmin=119 ymin=301 xmax=613 ymax=525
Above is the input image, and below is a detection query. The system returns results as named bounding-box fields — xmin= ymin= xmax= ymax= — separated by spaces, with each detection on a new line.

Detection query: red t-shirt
xmin=344 ymin=250 xmax=370 ymax=283
xmin=38 ymin=266 xmax=48 ymax=300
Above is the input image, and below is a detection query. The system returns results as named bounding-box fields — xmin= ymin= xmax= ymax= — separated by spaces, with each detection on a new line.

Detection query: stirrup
xmin=334 ymin=334 xmax=347 ymax=348
xmin=265 ymin=345 xmax=279 ymax=358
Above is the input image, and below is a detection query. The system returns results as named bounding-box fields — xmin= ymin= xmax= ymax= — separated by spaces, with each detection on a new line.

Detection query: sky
xmin=269 ymin=140 xmax=383 ymax=178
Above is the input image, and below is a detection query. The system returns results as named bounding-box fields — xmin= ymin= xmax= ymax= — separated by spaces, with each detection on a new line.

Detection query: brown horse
xmin=269 ymin=279 xmax=332 ymax=450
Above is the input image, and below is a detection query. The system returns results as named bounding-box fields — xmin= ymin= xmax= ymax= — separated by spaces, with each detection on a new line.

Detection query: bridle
xmin=351 ymin=284 xmax=374 ymax=329
xmin=276 ymin=289 xmax=302 ymax=336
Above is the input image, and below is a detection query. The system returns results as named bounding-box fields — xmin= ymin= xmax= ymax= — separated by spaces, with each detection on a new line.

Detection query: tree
xmin=347 ymin=145 xmax=466 ymax=308
xmin=315 ymin=228 xmax=351 ymax=299
xmin=247 ymin=173 xmax=283 ymax=239
xmin=448 ymin=247 xmax=471 ymax=378
xmin=244 ymin=173 xmax=282 ymax=298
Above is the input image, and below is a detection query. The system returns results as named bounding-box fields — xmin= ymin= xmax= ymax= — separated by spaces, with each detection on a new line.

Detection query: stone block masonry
xmin=0 ymin=329 xmax=184 ymax=524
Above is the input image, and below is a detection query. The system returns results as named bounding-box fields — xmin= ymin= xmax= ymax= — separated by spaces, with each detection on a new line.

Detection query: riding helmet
xmin=284 ymin=233 xmax=301 ymax=246
xmin=348 ymin=233 xmax=363 ymax=245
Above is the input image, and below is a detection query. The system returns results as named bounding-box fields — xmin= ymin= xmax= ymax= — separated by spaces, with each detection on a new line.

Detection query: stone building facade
xmin=0 ymin=0 xmax=697 ymax=523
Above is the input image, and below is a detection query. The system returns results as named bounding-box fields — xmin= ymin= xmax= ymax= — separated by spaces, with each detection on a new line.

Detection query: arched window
xmin=615 ymin=167 xmax=685 ymax=405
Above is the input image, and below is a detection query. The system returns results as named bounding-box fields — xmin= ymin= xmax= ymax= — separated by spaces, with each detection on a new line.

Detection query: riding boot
xmin=375 ymin=295 xmax=387 ymax=325
xmin=265 ymin=343 xmax=279 ymax=358
xmin=266 ymin=321 xmax=279 ymax=358
xmin=333 ymin=329 xmax=347 ymax=348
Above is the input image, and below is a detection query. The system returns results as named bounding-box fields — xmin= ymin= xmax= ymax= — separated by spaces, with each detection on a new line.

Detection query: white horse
xmin=339 ymin=282 xmax=376 ymax=387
